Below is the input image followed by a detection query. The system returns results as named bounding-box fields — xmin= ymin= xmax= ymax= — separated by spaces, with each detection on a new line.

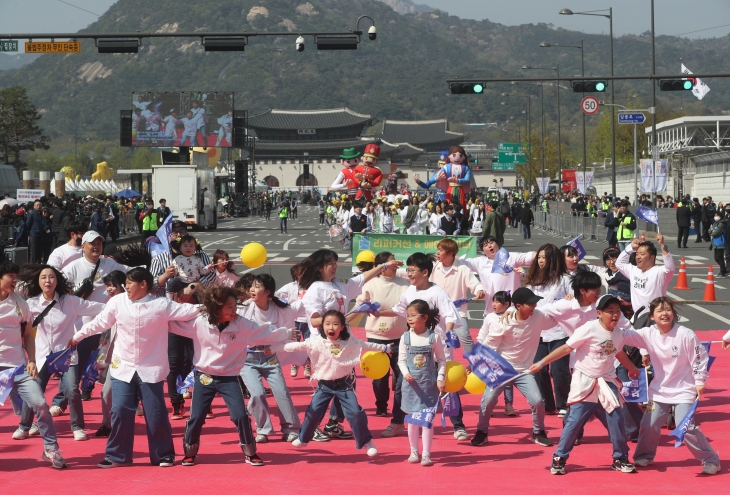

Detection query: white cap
xmin=82 ymin=231 xmax=103 ymax=244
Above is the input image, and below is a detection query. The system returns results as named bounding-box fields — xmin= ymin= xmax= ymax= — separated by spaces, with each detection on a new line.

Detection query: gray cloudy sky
xmin=1 ymin=0 xmax=730 ymax=54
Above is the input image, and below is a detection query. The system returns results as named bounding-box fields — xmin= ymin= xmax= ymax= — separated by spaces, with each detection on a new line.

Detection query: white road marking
xmin=667 ymin=291 xmax=730 ymax=326
xmin=202 ymin=236 xmax=237 ymax=249
xmin=690 ymin=278 xmax=726 ymax=289
xmin=283 ymin=238 xmax=295 ymax=251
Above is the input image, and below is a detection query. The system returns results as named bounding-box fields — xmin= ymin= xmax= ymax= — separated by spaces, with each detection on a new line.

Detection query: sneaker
xmin=375 ymin=410 xmax=389 ymax=417
xmin=282 ymin=433 xmax=299 ymax=442
xmin=292 ymin=438 xmax=307 ymax=448
xmin=182 ymin=456 xmax=196 ymax=466
xmin=365 ymin=440 xmax=378 ymax=457
xmin=611 ymin=457 xmax=637 ymax=473
xmin=245 ymin=454 xmax=265 ymax=466
xmin=303 ymin=364 xmax=311 ymax=378
xmin=504 ymin=403 xmax=517 ymax=416
xmin=420 ymin=453 xmax=433 ymax=466
xmin=29 ymin=423 xmax=40 ymax=436
xmin=182 ymin=391 xmax=192 ymax=400
xmin=551 ymin=455 xmax=566 ymax=475
xmin=255 ymin=434 xmax=269 ymax=444
xmin=312 ymin=428 xmax=330 ymax=442
xmin=73 ymin=429 xmax=88 ymax=441
xmin=12 ymin=428 xmax=29 ymax=440
xmin=42 ymin=450 xmax=67 ymax=469
xmin=324 ymin=422 xmax=353 ymax=439
xmin=95 ymin=425 xmax=112 ymax=437
xmin=701 ymin=463 xmax=721 ymax=475
xmin=470 ymin=430 xmax=488 ymax=446
xmin=532 ymin=430 xmax=553 ymax=447
xmin=98 ymin=459 xmax=117 ymax=468
xmin=381 ymin=423 xmax=404 ymax=438
xmin=633 ymin=458 xmax=654 ymax=467
xmin=290 ymin=365 xmax=298 ymax=377
xmin=81 ymin=391 xmax=92 ymax=401
xmin=408 ymin=450 xmax=420 ymax=463
xmin=171 ymin=403 xmax=184 ymax=420
xmin=136 ymin=405 xmax=144 ymax=416
xmin=557 ymin=409 xmax=568 ymax=418
xmin=159 ymin=456 xmax=175 ymax=467
xmin=49 ymin=405 xmax=63 ymax=417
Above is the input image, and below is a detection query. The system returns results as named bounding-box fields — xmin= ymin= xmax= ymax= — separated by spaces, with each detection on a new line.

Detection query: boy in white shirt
xmin=530 ymin=295 xmax=639 ymax=475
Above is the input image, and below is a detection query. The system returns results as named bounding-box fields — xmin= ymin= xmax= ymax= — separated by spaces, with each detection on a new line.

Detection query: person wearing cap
xmin=530 ymin=294 xmax=640 ymax=475
xmin=141 ymin=199 xmax=159 ymax=241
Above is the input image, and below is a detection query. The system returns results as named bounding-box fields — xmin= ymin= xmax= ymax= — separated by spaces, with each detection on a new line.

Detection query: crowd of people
xmin=1 ymin=195 xmax=725 ymax=476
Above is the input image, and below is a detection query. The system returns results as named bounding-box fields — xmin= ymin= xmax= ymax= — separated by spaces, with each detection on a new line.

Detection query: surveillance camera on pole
xmin=296 ymin=36 xmax=305 ymax=52
xmin=368 ymin=26 xmax=377 ymax=41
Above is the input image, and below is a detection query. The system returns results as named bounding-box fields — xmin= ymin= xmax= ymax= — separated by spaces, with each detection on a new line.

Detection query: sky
xmin=1 ymin=0 xmax=730 ymax=54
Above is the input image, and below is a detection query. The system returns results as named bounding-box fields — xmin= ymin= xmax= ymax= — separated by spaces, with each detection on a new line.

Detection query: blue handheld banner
xmin=464 ymin=343 xmax=520 ymax=389
xmin=620 ymin=368 xmax=648 ymax=403
xmin=668 ymin=399 xmax=699 ymax=448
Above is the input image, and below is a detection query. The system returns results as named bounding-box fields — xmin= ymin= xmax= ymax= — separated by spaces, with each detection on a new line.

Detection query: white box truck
xmin=151 ymin=164 xmax=216 ymax=230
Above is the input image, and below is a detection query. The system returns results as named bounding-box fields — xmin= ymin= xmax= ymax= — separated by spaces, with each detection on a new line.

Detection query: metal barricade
xmin=533 ymin=210 xmax=605 ymax=244
xmin=120 ymin=212 xmax=139 ymax=235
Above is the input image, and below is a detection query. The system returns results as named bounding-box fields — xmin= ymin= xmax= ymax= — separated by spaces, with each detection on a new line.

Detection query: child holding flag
xmin=623 ymin=297 xmax=720 ymax=475
xmin=399 ymin=300 xmax=446 ymax=466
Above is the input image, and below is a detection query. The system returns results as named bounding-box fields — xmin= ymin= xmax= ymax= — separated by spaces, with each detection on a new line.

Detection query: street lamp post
xmin=522 ymin=65 xmax=561 ymax=188
xmin=560 ymin=8 xmax=615 ymax=197
xmin=501 ymin=92 xmax=533 ymax=189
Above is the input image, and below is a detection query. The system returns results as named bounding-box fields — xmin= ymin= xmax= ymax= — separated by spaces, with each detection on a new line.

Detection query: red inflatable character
xmin=353 ymin=144 xmax=383 ymax=201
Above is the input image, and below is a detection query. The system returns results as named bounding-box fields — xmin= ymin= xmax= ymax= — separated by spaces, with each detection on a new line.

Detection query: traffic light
xmin=572 ymin=81 xmax=607 ymax=92
xmin=658 ymin=79 xmax=694 ymax=91
xmin=450 ymin=82 xmax=485 ymax=94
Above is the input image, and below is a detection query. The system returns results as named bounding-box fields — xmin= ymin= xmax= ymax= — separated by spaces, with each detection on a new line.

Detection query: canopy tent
xmin=115 ymin=188 xmax=142 ymax=199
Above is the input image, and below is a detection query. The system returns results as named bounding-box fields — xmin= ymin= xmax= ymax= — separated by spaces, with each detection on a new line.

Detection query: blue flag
xmin=156 ymin=210 xmax=174 ymax=253
xmin=491 ymin=248 xmax=514 ymax=275
xmin=668 ymin=399 xmax=699 ymax=447
xmin=464 ymin=343 xmax=521 ymax=389
xmin=701 ymin=342 xmax=716 ymax=372
xmin=46 ymin=347 xmax=76 ymax=374
xmin=567 ymin=235 xmax=587 ymax=261
xmin=81 ymin=349 xmax=101 ymax=390
xmin=176 ymin=368 xmax=196 ymax=394
xmin=440 ymin=392 xmax=460 ymax=428
xmin=0 ymin=364 xmax=25 ymax=406
xmin=452 ymin=298 xmax=473 ymax=309
xmin=345 ymin=301 xmax=381 ymax=317
xmin=636 ymin=206 xmax=659 ymax=226
xmin=444 ymin=329 xmax=461 ymax=349
xmin=404 ymin=403 xmax=438 ymax=429
xmin=620 ymin=368 xmax=648 ymax=403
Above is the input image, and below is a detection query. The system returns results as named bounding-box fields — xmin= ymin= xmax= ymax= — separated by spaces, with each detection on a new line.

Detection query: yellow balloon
xmin=360 ymin=351 xmax=389 ymax=379
xmin=464 ymin=372 xmax=487 ymax=395
xmin=239 ymin=243 xmax=267 ymax=268
xmin=443 ymin=361 xmax=467 ymax=393
xmin=356 ymin=250 xmax=376 ymax=265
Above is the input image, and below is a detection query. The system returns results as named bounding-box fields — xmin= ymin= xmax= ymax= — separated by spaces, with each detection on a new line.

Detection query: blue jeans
xmin=20 ymin=363 xmax=83 ymax=432
xmin=456 ymin=316 xmax=475 ymax=355
xmin=5 ymin=369 xmax=58 ymax=450
xmin=184 ymin=372 xmax=256 ymax=457
xmin=554 ymin=382 xmax=628 ymax=460
xmin=522 ymin=223 xmax=531 ymax=238
xmin=299 ymin=374 xmax=373 ymax=449
xmin=618 ymin=241 xmax=631 ymax=252
xmin=53 ymin=333 xmax=101 ymax=409
xmin=280 ymin=217 xmax=288 ymax=233
xmin=368 ymin=337 xmax=404 ymax=424
xmin=616 ymin=365 xmax=645 ymax=441
xmin=240 ymin=351 xmax=300 ymax=435
xmin=106 ymin=373 xmax=174 ymax=465
xmin=476 ymin=373 xmax=544 ymax=433
xmin=534 ymin=337 xmax=571 ymax=412
xmin=503 ymin=384 xmax=514 ymax=404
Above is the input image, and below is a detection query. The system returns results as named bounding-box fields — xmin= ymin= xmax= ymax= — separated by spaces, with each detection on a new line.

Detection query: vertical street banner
xmin=576 ymin=171 xmax=594 ymax=194
xmin=536 ymin=177 xmax=550 ymax=195
xmin=640 ymin=159 xmax=655 ymax=192
xmin=640 ymin=159 xmax=667 ymax=193
xmin=561 ymin=169 xmax=576 ymax=192
xmin=654 ymin=159 xmax=668 ymax=192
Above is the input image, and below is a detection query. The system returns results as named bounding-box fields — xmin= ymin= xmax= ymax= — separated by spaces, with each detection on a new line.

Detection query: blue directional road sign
xmin=618 ymin=113 xmax=646 ymax=124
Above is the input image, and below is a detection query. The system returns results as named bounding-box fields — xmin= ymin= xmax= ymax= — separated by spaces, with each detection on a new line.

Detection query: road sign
xmin=25 ymin=41 xmax=81 ymax=53
xmin=0 ymin=40 xmax=18 ymax=52
xmin=618 ymin=112 xmax=646 ymax=124
xmin=492 ymin=163 xmax=516 ymax=171
xmin=497 ymin=142 xmax=528 ymax=164
xmin=581 ymin=96 xmax=600 ymax=115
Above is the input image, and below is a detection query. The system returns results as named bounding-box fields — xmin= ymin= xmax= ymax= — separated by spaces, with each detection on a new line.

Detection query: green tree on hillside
xmin=0 ymin=85 xmax=49 ymax=170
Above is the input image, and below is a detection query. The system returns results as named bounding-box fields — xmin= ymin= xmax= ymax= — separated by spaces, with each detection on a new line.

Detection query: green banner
xmin=351 ymin=233 xmax=477 ymax=269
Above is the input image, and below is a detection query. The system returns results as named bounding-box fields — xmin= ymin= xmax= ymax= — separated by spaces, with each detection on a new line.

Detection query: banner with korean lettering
xmin=620 ymin=367 xmax=648 ymax=403
xmin=351 ymin=234 xmax=476 ymax=271
xmin=640 ymin=159 xmax=655 ymax=193
xmin=464 ymin=343 xmax=522 ymax=389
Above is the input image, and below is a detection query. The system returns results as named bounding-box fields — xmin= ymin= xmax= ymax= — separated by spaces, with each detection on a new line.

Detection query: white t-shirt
xmin=462 ymin=252 xmax=534 ymax=315
xmin=567 ymin=319 xmax=625 ymax=380
xmin=527 ymin=275 xmax=572 ymax=342
xmin=302 ymin=275 xmax=365 ymax=327
xmin=173 ymin=255 xmax=209 ymax=283
xmin=391 ymin=284 xmax=460 ymax=342
xmin=616 ymin=245 xmax=676 ymax=314
xmin=275 ymin=281 xmax=308 ymax=324
xmin=47 ymin=244 xmax=82 ymax=270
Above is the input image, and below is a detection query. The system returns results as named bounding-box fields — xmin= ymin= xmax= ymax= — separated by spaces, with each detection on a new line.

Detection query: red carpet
xmin=1 ymin=329 xmax=729 ymax=494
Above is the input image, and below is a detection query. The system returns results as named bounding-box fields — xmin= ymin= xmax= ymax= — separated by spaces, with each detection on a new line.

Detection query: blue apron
xmin=401 ymin=331 xmax=439 ymax=414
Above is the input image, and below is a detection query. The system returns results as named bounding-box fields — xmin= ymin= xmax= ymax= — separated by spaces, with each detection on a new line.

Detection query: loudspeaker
xmin=120 ymin=110 xmax=132 ymax=147
xmin=234 ymin=159 xmax=248 ymax=194
xmin=232 ymin=111 xmax=247 ymax=148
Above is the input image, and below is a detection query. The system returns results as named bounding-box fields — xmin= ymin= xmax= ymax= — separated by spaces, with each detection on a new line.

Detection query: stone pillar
xmin=22 ymin=170 xmax=34 ymax=190
xmin=39 ymin=171 xmax=51 ymax=197
xmin=55 ymin=172 xmax=66 ymax=197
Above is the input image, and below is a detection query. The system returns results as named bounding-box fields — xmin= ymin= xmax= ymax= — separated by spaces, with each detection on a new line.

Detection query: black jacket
xmin=676 ymin=203 xmax=691 ymax=228
xmin=51 ymin=207 xmax=66 ymax=234
xmin=440 ymin=215 xmax=459 ymax=235
xmin=519 ymin=205 xmax=534 ymax=224
xmin=26 ymin=209 xmax=45 ymax=237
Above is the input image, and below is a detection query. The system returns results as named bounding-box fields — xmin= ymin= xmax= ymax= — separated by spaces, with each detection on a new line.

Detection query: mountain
xmin=0 ymin=53 xmax=40 ymax=71
xmin=376 ymin=0 xmax=431 ymax=15
xmin=1 ymin=0 xmax=728 ymax=146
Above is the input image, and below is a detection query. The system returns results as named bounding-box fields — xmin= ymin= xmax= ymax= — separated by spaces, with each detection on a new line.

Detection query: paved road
xmin=199 ymin=206 xmax=730 ymax=331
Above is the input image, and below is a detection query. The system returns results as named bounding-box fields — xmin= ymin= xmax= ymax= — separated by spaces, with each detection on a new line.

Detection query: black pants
xmin=534 ymin=337 xmax=570 ymax=412
xmin=109 ymin=220 xmax=119 ymax=242
xmin=714 ymin=248 xmax=727 ymax=275
xmin=702 ymin=221 xmax=712 ymax=241
xmin=29 ymin=235 xmax=43 ymax=263
xmin=677 ymin=226 xmax=689 ymax=248
xmin=319 ymin=213 xmax=325 ymax=225
xmin=367 ymin=338 xmax=404 ymax=423
xmin=167 ymin=333 xmax=194 ymax=405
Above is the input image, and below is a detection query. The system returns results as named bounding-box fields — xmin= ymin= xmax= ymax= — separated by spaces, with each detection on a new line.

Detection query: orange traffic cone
xmin=641 ymin=232 xmax=646 ymax=241
xmin=674 ymin=257 xmax=691 ymax=290
xmin=703 ymin=268 xmax=716 ymax=302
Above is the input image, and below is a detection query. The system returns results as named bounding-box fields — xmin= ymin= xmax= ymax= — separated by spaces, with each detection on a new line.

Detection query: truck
xmin=151 ymin=164 xmax=216 ymax=230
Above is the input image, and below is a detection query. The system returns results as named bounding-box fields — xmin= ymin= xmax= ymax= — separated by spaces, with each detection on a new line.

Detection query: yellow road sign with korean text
xmin=25 ymin=41 xmax=81 ymax=53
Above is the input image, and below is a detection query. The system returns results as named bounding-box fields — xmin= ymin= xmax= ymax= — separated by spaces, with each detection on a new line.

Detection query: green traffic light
xmin=595 ymin=82 xmax=606 ymax=92
xmin=683 ymin=80 xmax=693 ymax=90
xmin=474 ymin=84 xmax=484 ymax=93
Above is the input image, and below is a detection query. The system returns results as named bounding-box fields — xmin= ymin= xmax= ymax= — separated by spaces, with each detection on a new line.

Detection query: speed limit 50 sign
xmin=581 ymin=96 xmax=600 ymax=115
